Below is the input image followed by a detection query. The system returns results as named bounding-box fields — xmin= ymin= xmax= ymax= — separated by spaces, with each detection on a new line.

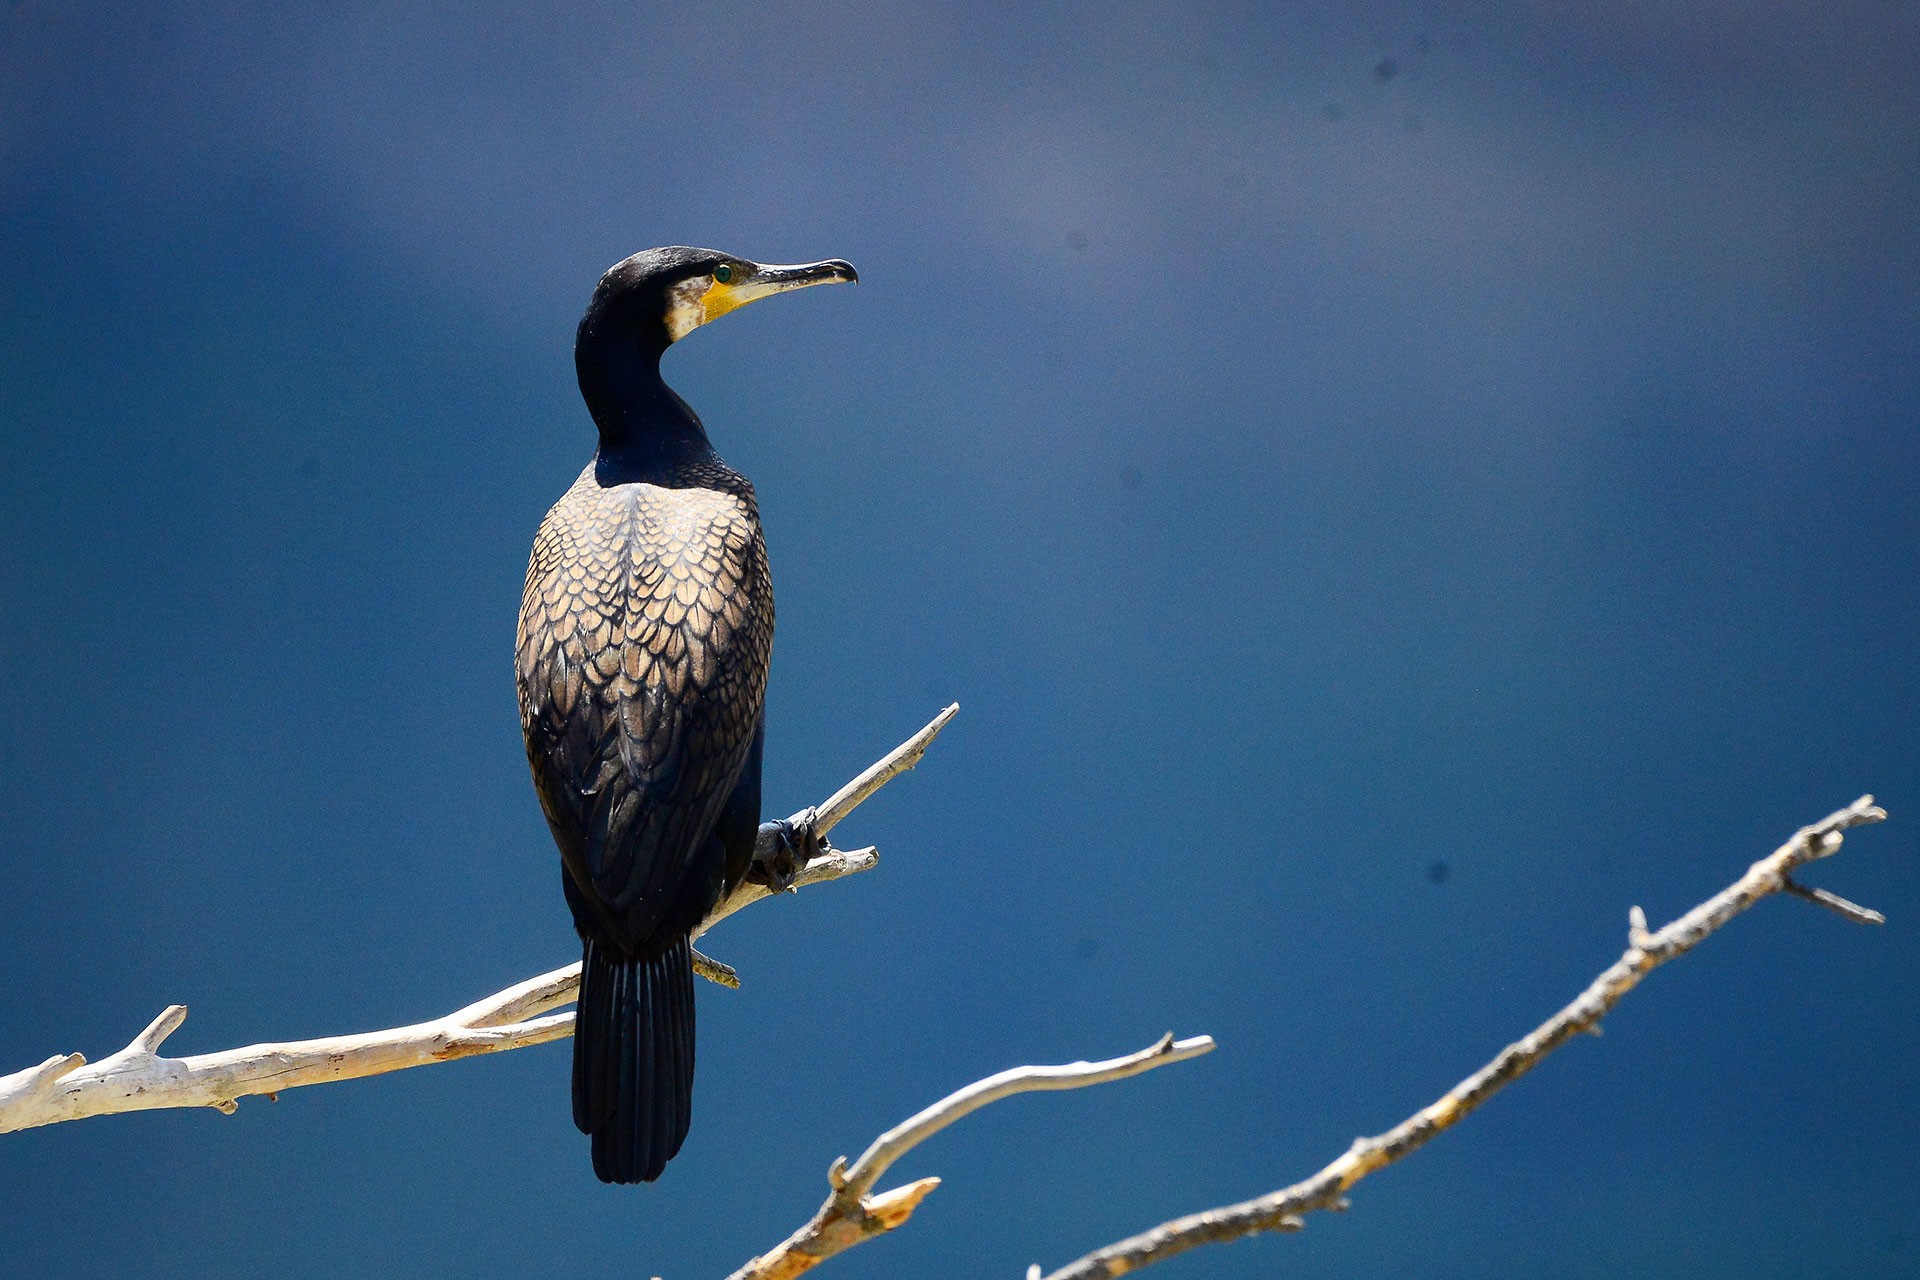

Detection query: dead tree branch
xmin=0 ymin=704 xmax=959 ymax=1136
xmin=1030 ymin=795 xmax=1889 ymax=1280
xmin=727 ymin=1034 xmax=1217 ymax=1280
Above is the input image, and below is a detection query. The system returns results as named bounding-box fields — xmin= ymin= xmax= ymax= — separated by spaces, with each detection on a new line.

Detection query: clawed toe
xmin=752 ymin=807 xmax=825 ymax=892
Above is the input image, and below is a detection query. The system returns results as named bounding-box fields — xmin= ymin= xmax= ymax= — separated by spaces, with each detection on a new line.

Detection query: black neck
xmin=576 ymin=337 xmax=715 ymax=478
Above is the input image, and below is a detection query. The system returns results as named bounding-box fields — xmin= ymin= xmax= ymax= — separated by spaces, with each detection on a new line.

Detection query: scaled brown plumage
xmin=518 ymin=459 xmax=772 ymax=951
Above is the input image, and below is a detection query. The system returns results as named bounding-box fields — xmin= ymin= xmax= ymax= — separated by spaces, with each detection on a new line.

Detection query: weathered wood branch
xmin=1029 ymin=795 xmax=1890 ymax=1280
xmin=0 ymin=705 xmax=959 ymax=1136
xmin=705 ymin=701 xmax=958 ymax=934
xmin=726 ymin=1034 xmax=1216 ymax=1280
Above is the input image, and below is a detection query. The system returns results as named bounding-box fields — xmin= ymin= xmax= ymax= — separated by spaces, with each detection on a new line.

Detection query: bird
xmin=516 ymin=246 xmax=857 ymax=1183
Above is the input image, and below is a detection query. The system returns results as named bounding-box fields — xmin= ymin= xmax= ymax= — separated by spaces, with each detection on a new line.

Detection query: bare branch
xmin=0 ymin=706 xmax=958 ymax=1136
xmin=814 ymin=702 xmax=958 ymax=838
xmin=1033 ymin=796 xmax=1889 ymax=1280
xmin=131 ymin=1005 xmax=189 ymax=1054
xmin=727 ymin=1034 xmax=1215 ymax=1280
xmin=702 ymin=703 xmax=957 ymax=933
xmin=1782 ymin=877 xmax=1886 ymax=926
xmin=841 ymin=1032 xmax=1216 ymax=1201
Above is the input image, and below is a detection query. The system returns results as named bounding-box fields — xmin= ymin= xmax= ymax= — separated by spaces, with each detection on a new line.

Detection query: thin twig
xmin=1783 ymin=877 xmax=1885 ymax=925
xmin=726 ymin=1034 xmax=1215 ymax=1280
xmin=702 ymin=704 xmax=958 ymax=933
xmin=0 ymin=706 xmax=958 ymax=1135
xmin=814 ymin=703 xmax=959 ymax=838
xmin=839 ymin=1033 xmax=1216 ymax=1200
xmin=1033 ymin=796 xmax=1888 ymax=1280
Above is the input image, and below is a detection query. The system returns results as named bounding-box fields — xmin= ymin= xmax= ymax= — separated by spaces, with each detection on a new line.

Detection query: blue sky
xmin=2 ymin=4 xmax=1916 ymax=1277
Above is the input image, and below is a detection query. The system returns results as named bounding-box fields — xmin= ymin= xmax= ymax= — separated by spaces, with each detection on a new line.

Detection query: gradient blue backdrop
xmin=2 ymin=4 xmax=1915 ymax=1277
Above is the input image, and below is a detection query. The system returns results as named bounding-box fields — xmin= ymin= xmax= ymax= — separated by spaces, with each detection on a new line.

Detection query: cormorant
xmin=516 ymin=246 xmax=857 ymax=1183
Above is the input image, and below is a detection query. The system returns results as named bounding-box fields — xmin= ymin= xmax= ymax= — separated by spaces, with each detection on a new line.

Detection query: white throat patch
xmin=664 ymin=276 xmax=713 ymax=342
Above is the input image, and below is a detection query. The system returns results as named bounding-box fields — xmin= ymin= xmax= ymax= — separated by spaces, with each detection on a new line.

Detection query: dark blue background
xmin=2 ymin=4 xmax=1915 ymax=1277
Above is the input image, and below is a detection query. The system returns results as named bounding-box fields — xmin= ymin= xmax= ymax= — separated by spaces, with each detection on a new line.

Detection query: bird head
xmin=578 ymin=246 xmax=859 ymax=355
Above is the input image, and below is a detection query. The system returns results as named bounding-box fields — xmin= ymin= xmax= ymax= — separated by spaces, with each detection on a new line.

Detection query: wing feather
xmin=517 ymin=465 xmax=772 ymax=951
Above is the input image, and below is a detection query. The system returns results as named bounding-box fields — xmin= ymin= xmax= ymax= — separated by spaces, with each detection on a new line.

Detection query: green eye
xmin=713 ymin=264 xmax=733 ymax=284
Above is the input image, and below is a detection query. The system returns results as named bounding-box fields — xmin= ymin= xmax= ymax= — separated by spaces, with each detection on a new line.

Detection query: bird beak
xmin=702 ymin=258 xmax=859 ymax=323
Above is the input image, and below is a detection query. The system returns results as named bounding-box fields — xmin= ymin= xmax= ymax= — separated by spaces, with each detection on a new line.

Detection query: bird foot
xmin=752 ymin=808 xmax=824 ymax=892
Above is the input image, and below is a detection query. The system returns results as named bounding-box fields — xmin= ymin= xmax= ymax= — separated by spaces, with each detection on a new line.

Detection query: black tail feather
xmin=573 ymin=935 xmax=695 ymax=1183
